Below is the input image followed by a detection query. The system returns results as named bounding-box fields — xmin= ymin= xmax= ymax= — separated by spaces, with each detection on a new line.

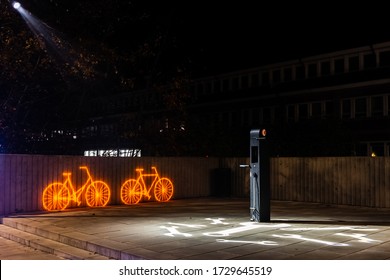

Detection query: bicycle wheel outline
xmin=154 ymin=177 xmax=174 ymax=202
xmin=85 ymin=181 xmax=111 ymax=207
xmin=42 ymin=183 xmax=71 ymax=211
xmin=121 ymin=179 xmax=143 ymax=205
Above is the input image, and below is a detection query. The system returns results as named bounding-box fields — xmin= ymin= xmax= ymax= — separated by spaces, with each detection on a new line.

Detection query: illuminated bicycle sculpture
xmin=120 ymin=167 xmax=174 ymax=205
xmin=42 ymin=166 xmax=111 ymax=211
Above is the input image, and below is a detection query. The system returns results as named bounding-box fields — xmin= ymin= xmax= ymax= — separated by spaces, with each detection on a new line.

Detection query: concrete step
xmin=1 ymin=216 xmax=143 ymax=260
xmin=0 ymin=224 xmax=110 ymax=260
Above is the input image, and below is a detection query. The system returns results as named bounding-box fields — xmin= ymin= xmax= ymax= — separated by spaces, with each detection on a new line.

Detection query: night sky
xmin=11 ymin=1 xmax=390 ymax=77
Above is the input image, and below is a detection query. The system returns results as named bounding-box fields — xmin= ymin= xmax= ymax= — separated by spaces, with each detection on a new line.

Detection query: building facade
xmin=60 ymin=41 xmax=390 ymax=157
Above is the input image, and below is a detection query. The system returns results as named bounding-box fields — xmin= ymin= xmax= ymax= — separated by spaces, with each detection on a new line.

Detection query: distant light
xmin=13 ymin=2 xmax=21 ymax=10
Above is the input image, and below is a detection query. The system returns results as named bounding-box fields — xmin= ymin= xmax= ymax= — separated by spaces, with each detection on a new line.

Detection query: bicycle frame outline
xmin=120 ymin=166 xmax=174 ymax=205
xmin=42 ymin=166 xmax=111 ymax=211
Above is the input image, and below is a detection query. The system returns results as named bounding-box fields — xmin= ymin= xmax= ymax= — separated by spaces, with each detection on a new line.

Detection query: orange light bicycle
xmin=42 ymin=166 xmax=111 ymax=211
xmin=120 ymin=166 xmax=174 ymax=205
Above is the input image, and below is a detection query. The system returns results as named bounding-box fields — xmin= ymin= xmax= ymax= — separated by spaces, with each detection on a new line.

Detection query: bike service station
xmin=241 ymin=129 xmax=271 ymax=222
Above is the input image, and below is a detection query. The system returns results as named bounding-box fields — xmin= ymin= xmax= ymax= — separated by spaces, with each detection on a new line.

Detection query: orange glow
xmin=121 ymin=167 xmax=174 ymax=205
xmin=42 ymin=166 xmax=111 ymax=211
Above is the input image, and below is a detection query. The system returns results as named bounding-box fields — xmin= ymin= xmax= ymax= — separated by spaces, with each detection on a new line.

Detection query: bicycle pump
xmin=240 ymin=129 xmax=270 ymax=222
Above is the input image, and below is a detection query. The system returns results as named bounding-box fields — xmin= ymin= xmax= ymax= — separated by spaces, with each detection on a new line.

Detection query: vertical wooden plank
xmin=298 ymin=158 xmax=303 ymax=201
xmin=366 ymin=157 xmax=372 ymax=207
xmin=270 ymin=158 xmax=276 ymax=200
xmin=303 ymin=158 xmax=308 ymax=202
xmin=310 ymin=157 xmax=315 ymax=203
xmin=294 ymin=157 xmax=299 ymax=201
xmin=339 ymin=157 xmax=345 ymax=205
xmin=42 ymin=154 xmax=51 ymax=211
xmin=5 ymin=155 xmax=12 ymax=215
xmin=328 ymin=157 xmax=335 ymax=205
xmin=321 ymin=157 xmax=326 ymax=203
xmin=348 ymin=157 xmax=353 ymax=205
xmin=24 ymin=155 xmax=32 ymax=212
xmin=378 ymin=157 xmax=385 ymax=208
xmin=317 ymin=157 xmax=323 ymax=203
xmin=334 ymin=157 xmax=340 ymax=205
xmin=360 ymin=157 xmax=366 ymax=207
xmin=374 ymin=157 xmax=380 ymax=208
xmin=315 ymin=157 xmax=321 ymax=203
xmin=356 ymin=157 xmax=363 ymax=206
xmin=371 ymin=157 xmax=376 ymax=207
xmin=287 ymin=157 xmax=293 ymax=201
xmin=362 ymin=157 xmax=369 ymax=207
xmin=316 ymin=157 xmax=320 ymax=204
xmin=21 ymin=155 xmax=31 ymax=212
xmin=0 ymin=155 xmax=5 ymax=216
xmin=31 ymin=155 xmax=41 ymax=211
xmin=290 ymin=158 xmax=296 ymax=201
xmin=281 ymin=157 xmax=285 ymax=200
xmin=386 ymin=158 xmax=390 ymax=208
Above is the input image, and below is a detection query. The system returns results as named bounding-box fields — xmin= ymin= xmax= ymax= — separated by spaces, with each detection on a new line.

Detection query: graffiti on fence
xmin=121 ymin=167 xmax=174 ymax=205
xmin=42 ymin=166 xmax=111 ymax=211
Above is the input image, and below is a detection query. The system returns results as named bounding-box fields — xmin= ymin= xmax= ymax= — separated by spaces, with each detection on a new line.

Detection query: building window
xmin=287 ymin=105 xmax=295 ymax=122
xmin=261 ymin=72 xmax=270 ymax=85
xmin=284 ymin=68 xmax=292 ymax=82
xmin=222 ymin=79 xmax=230 ymax=92
xmin=307 ymin=63 xmax=317 ymax=78
xmin=242 ymin=109 xmax=250 ymax=125
xmin=274 ymin=106 xmax=282 ymax=124
xmin=296 ymin=65 xmax=305 ymax=80
xmin=364 ymin=53 xmax=376 ymax=69
xmin=232 ymin=77 xmax=239 ymax=90
xmin=355 ymin=98 xmax=367 ymax=118
xmin=251 ymin=73 xmax=259 ymax=87
xmin=213 ymin=80 xmax=221 ymax=93
xmin=334 ymin=58 xmax=345 ymax=74
xmin=371 ymin=96 xmax=383 ymax=118
xmin=241 ymin=75 xmax=249 ymax=89
xmin=252 ymin=108 xmax=260 ymax=126
xmin=348 ymin=56 xmax=359 ymax=71
xmin=204 ymin=82 xmax=212 ymax=94
xmin=379 ymin=51 xmax=390 ymax=67
xmin=311 ymin=102 xmax=322 ymax=119
xmin=222 ymin=112 xmax=230 ymax=127
xmin=273 ymin=69 xmax=281 ymax=84
xmin=342 ymin=99 xmax=351 ymax=119
xmin=321 ymin=61 xmax=331 ymax=76
xmin=231 ymin=111 xmax=239 ymax=127
xmin=197 ymin=83 xmax=204 ymax=95
xmin=262 ymin=107 xmax=272 ymax=124
xmin=370 ymin=143 xmax=385 ymax=157
xmin=298 ymin=104 xmax=308 ymax=120
xmin=355 ymin=143 xmax=368 ymax=156
xmin=325 ymin=101 xmax=335 ymax=118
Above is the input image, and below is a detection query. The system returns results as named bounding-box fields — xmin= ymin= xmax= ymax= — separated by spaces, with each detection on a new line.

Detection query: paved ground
xmin=0 ymin=236 xmax=65 ymax=260
xmin=1 ymin=197 xmax=390 ymax=260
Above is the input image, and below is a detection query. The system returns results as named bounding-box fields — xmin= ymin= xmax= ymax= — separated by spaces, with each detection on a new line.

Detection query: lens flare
xmin=12 ymin=2 xmax=21 ymax=10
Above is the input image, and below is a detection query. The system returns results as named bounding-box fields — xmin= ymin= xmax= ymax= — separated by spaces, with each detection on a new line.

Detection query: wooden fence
xmin=271 ymin=157 xmax=390 ymax=208
xmin=0 ymin=154 xmax=248 ymax=216
xmin=1 ymin=155 xmax=390 ymax=216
